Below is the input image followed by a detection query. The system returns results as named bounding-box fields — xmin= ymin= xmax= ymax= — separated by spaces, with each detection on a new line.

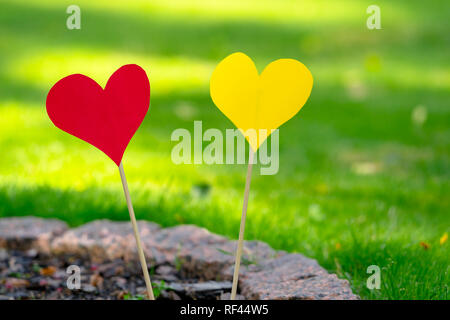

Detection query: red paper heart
xmin=46 ymin=64 xmax=150 ymax=166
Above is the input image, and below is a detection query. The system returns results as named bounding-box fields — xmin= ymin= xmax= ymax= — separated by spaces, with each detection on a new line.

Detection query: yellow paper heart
xmin=210 ymin=52 xmax=313 ymax=151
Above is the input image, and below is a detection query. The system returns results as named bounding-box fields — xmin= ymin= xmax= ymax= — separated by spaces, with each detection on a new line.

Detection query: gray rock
xmin=0 ymin=217 xmax=67 ymax=254
xmin=0 ymin=217 xmax=359 ymax=300
xmin=168 ymin=281 xmax=232 ymax=293
xmin=152 ymin=225 xmax=234 ymax=279
xmin=160 ymin=290 xmax=181 ymax=300
xmin=82 ymin=284 xmax=97 ymax=293
xmin=51 ymin=219 xmax=160 ymax=263
xmin=154 ymin=265 xmax=178 ymax=281
xmin=150 ymin=226 xmax=281 ymax=281
xmin=155 ymin=265 xmax=176 ymax=276
xmin=239 ymin=254 xmax=358 ymax=300
xmin=0 ymin=248 xmax=8 ymax=260
xmin=220 ymin=292 xmax=245 ymax=300
xmin=167 ymin=281 xmax=232 ymax=299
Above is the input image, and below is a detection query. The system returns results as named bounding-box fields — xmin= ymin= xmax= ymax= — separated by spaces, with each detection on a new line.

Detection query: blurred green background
xmin=0 ymin=0 xmax=448 ymax=299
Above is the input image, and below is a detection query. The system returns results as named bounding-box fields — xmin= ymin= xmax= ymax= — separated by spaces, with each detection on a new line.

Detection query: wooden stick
xmin=119 ymin=162 xmax=155 ymax=300
xmin=231 ymin=149 xmax=255 ymax=300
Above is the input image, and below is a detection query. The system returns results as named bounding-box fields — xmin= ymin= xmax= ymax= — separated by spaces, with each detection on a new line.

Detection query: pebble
xmin=82 ymin=284 xmax=97 ymax=293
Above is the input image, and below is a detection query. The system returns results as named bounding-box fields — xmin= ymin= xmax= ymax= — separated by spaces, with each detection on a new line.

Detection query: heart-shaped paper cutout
xmin=46 ymin=64 xmax=150 ymax=166
xmin=210 ymin=52 xmax=313 ymax=151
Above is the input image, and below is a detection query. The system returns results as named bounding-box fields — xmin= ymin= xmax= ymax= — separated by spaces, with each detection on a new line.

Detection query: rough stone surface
xmin=51 ymin=220 xmax=160 ymax=263
xmin=238 ymin=254 xmax=358 ymax=300
xmin=151 ymin=225 xmax=281 ymax=281
xmin=0 ymin=217 xmax=359 ymax=300
xmin=220 ymin=292 xmax=245 ymax=300
xmin=167 ymin=281 xmax=232 ymax=299
xmin=0 ymin=217 xmax=67 ymax=254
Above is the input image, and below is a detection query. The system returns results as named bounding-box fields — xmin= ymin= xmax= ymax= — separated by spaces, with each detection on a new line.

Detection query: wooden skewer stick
xmin=231 ymin=149 xmax=255 ymax=300
xmin=119 ymin=162 xmax=155 ymax=300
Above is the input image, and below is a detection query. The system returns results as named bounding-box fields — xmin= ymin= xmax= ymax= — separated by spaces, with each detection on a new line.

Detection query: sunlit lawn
xmin=0 ymin=0 xmax=448 ymax=299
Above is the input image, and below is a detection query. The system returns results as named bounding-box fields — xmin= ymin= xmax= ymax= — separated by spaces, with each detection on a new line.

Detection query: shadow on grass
xmin=0 ymin=183 xmax=232 ymax=231
xmin=0 ymin=1 xmax=315 ymax=62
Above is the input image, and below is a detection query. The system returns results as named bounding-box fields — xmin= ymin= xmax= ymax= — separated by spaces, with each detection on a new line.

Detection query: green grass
xmin=0 ymin=0 xmax=449 ymax=299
